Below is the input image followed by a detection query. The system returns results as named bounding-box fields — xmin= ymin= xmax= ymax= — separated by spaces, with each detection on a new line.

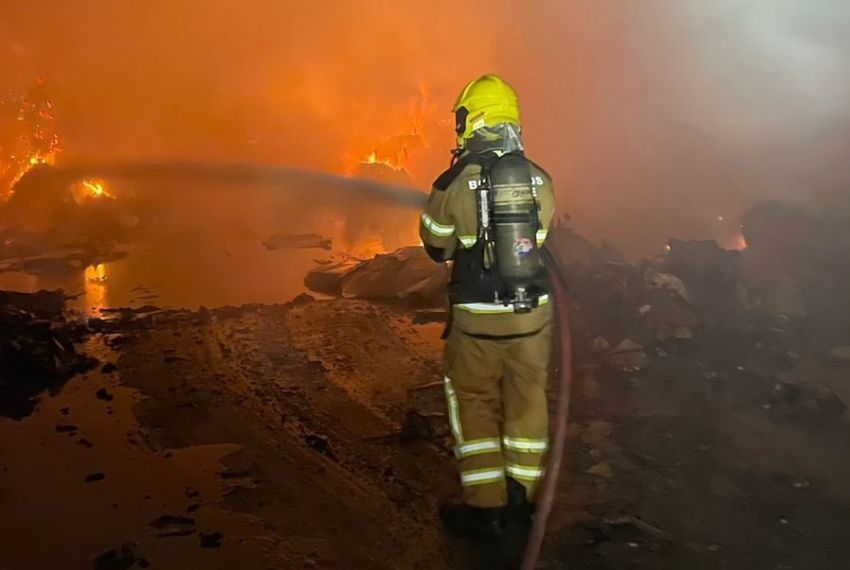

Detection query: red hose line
xmin=521 ymin=258 xmax=574 ymax=570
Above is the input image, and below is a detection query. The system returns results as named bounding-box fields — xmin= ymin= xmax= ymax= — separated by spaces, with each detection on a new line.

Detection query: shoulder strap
xmin=432 ymin=151 xmax=501 ymax=192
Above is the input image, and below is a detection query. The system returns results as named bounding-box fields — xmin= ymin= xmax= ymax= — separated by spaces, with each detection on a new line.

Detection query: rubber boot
xmin=473 ymin=478 xmax=534 ymax=570
xmin=506 ymin=477 xmax=535 ymax=526
xmin=439 ymin=503 xmax=504 ymax=539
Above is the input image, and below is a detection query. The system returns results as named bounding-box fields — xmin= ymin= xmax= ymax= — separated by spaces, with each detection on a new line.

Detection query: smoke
xmin=505 ymin=0 xmax=850 ymax=253
xmin=1 ymin=1 xmax=848 ymax=255
xmin=39 ymin=161 xmax=427 ymax=208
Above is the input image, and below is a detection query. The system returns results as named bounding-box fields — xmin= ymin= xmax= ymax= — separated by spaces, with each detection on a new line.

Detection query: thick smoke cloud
xmin=1 ymin=1 xmax=847 ymax=255
xmin=507 ymin=0 xmax=850 ymax=252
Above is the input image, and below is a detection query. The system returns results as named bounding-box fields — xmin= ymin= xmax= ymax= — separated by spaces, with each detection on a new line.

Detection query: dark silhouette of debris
xmin=1 ymin=289 xmax=98 ymax=419
xmin=304 ymin=432 xmax=336 ymax=460
xmin=219 ymin=467 xmax=251 ymax=480
xmin=96 ymin=388 xmax=114 ymax=401
xmin=291 ymin=293 xmax=316 ymax=305
xmin=148 ymin=514 xmax=197 ymax=537
xmin=199 ymin=531 xmax=223 ymax=548
xmin=93 ymin=543 xmax=138 ymax=570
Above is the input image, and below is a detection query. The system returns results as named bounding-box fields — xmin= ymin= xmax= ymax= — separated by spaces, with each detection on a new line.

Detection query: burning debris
xmin=0 ymin=84 xmax=134 ymax=277
xmin=70 ymin=179 xmax=115 ymax=204
xmin=346 ymin=86 xmax=434 ymax=180
xmin=0 ymin=78 xmax=61 ymax=200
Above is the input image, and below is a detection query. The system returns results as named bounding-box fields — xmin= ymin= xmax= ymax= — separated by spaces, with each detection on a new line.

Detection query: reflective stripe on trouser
xmin=443 ymin=321 xmax=551 ymax=508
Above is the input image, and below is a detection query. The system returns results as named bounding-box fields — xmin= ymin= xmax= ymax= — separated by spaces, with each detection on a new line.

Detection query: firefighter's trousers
xmin=443 ymin=323 xmax=551 ymax=508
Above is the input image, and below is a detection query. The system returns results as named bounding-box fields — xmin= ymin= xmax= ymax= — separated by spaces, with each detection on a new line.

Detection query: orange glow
xmin=345 ymin=86 xmax=434 ymax=176
xmin=8 ymin=150 xmax=58 ymax=191
xmin=85 ymin=262 xmax=108 ymax=284
xmin=83 ymin=263 xmax=108 ymax=312
xmin=0 ymin=79 xmax=61 ymax=200
xmin=732 ymin=232 xmax=748 ymax=251
xmin=71 ymin=178 xmax=115 ymax=203
xmin=350 ymin=238 xmax=387 ymax=259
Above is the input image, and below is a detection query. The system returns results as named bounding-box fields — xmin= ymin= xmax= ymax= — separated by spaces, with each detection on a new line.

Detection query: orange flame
xmin=1 ymin=78 xmax=61 ymax=199
xmin=71 ymin=178 xmax=115 ymax=203
xmin=346 ymin=85 xmax=434 ymax=175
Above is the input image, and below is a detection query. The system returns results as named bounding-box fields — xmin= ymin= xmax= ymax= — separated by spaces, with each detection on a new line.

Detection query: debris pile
xmin=0 ymin=289 xmax=97 ymax=418
xmin=305 ymin=246 xmax=447 ymax=307
xmin=740 ymin=200 xmax=850 ymax=336
xmin=546 ymin=200 xmax=850 ymax=406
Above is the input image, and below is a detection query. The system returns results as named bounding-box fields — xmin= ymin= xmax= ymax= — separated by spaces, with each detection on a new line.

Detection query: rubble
xmin=304 ymin=432 xmax=337 ymax=460
xmin=591 ymin=336 xmax=611 ymax=354
xmin=93 ymin=543 xmax=140 ymax=570
xmin=740 ymin=200 xmax=850 ymax=331
xmin=305 ymin=246 xmax=447 ymax=307
xmin=147 ymin=515 xmax=197 ymax=538
xmin=636 ymin=287 xmax=699 ymax=342
xmin=644 ymin=268 xmax=690 ymax=302
xmin=769 ymin=381 xmax=847 ymax=425
xmin=304 ymin=259 xmax=361 ymax=296
xmin=662 ymin=238 xmax=744 ymax=325
xmin=608 ymin=339 xmax=650 ymax=372
xmin=0 ymin=289 xmax=97 ymax=418
xmin=199 ymin=531 xmax=224 ymax=548
xmin=586 ymin=461 xmax=615 ymax=480
xmin=219 ymin=467 xmax=251 ymax=480
xmin=291 ymin=293 xmax=316 ymax=305
xmin=96 ymin=388 xmax=115 ymax=401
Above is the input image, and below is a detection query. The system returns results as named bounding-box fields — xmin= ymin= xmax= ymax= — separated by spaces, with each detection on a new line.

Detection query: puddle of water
xmin=0 ymin=237 xmax=323 ymax=315
xmin=0 ymin=339 xmax=286 ymax=569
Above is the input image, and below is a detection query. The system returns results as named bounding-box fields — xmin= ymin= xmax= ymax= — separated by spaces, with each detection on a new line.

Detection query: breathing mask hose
xmin=521 ymin=248 xmax=574 ymax=570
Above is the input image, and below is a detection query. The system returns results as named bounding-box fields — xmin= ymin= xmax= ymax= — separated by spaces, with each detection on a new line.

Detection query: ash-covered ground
xmin=2 ymin=195 xmax=850 ymax=570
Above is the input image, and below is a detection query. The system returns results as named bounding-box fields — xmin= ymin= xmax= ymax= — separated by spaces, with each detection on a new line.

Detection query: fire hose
xmin=521 ymin=249 xmax=574 ymax=570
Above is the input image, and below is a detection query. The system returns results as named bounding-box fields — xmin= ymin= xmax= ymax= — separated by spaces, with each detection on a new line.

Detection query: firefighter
xmin=420 ymin=74 xmax=555 ymax=538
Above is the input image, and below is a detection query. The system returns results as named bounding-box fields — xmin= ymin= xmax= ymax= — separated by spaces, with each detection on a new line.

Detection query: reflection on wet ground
xmin=0 ymin=237 xmax=322 ymax=314
xmin=0 ymin=339 xmax=285 ymax=569
xmin=0 ymin=176 xmax=427 ymax=568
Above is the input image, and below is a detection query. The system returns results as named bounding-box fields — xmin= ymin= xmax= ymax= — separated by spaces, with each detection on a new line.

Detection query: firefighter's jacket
xmin=420 ymin=152 xmax=555 ymax=337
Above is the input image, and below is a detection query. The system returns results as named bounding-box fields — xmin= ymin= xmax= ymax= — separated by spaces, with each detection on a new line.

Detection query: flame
xmin=71 ymin=178 xmax=115 ymax=203
xmin=346 ymin=85 xmax=434 ymax=175
xmin=331 ymin=87 xmax=433 ymax=258
xmin=0 ymin=78 xmax=61 ymax=199
xmin=362 ymin=149 xmax=401 ymax=171
xmin=85 ymin=263 xmax=108 ymax=284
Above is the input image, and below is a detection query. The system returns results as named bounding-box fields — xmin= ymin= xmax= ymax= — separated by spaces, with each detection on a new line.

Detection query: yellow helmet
xmin=453 ymin=74 xmax=521 ymax=149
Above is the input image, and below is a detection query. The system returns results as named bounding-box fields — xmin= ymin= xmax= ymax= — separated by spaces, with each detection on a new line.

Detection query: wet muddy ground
xmin=0 ymin=235 xmax=321 ymax=315
xmin=2 ymin=295 xmax=850 ymax=569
